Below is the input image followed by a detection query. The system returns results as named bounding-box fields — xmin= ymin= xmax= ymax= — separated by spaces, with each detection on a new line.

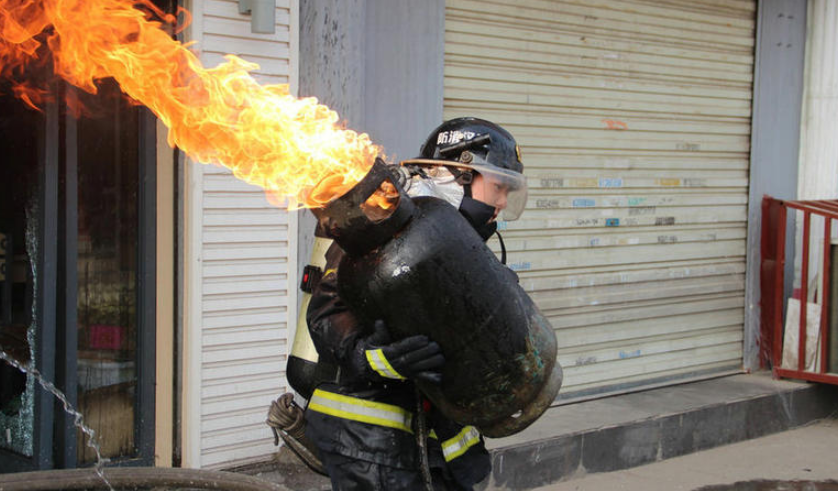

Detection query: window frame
xmin=0 ymin=90 xmax=158 ymax=472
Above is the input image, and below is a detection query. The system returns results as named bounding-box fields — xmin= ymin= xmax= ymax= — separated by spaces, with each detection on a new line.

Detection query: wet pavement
xmin=241 ymin=447 xmax=331 ymax=491
xmin=697 ymin=482 xmax=838 ymax=491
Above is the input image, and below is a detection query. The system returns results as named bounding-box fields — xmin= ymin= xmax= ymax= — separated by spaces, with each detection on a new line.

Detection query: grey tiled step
xmin=479 ymin=373 xmax=838 ymax=490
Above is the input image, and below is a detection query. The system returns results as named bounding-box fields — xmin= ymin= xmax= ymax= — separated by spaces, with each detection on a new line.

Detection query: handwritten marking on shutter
xmin=509 ymin=262 xmax=532 ymax=272
xmin=576 ymin=218 xmax=600 ymax=226
xmin=540 ymin=178 xmax=564 ymax=188
xmin=572 ymin=198 xmax=596 ymax=208
xmin=536 ymin=199 xmax=560 ymax=209
xmin=602 ymin=119 xmax=628 ymax=130
xmin=676 ymin=143 xmax=701 ymax=151
xmin=571 ymin=178 xmax=598 ymax=188
xmin=619 ymin=349 xmax=642 ymax=359
xmin=599 ymin=177 xmax=623 ymax=188
xmin=629 ymin=206 xmax=656 ymax=216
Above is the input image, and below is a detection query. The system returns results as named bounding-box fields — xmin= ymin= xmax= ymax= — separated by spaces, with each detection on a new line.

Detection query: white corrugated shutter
xmin=444 ymin=0 xmax=754 ymax=397
xmin=185 ymin=0 xmax=298 ymax=469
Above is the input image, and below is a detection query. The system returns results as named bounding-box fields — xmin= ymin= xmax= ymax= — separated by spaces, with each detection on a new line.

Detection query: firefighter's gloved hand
xmin=358 ymin=320 xmax=445 ymax=385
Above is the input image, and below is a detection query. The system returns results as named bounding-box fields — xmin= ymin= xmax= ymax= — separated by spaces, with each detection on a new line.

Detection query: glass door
xmin=0 ymin=81 xmax=157 ymax=471
xmin=74 ymin=80 xmax=146 ymax=465
xmin=0 ymin=91 xmax=59 ymax=472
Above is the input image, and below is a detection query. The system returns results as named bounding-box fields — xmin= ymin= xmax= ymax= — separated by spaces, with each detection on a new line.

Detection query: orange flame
xmin=0 ymin=0 xmax=382 ymax=208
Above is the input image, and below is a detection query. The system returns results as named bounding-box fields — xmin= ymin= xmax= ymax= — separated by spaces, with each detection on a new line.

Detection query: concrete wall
xmin=298 ymin=0 xmax=366 ymax=129
xmin=744 ymin=0 xmax=807 ymax=370
xmin=297 ymin=0 xmax=444 ymax=158
xmin=295 ymin=0 xmax=444 ymax=307
xmin=362 ymin=0 xmax=445 ymax=162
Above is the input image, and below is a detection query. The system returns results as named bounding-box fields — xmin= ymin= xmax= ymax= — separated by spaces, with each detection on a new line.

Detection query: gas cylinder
xmin=314 ymin=159 xmax=562 ymax=437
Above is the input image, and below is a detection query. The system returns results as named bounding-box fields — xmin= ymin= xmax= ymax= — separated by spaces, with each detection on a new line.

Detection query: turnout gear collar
xmin=458 ymin=196 xmax=498 ymax=241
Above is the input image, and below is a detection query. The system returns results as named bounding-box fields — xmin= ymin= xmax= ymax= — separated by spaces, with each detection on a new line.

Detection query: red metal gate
xmin=761 ymin=196 xmax=838 ymax=384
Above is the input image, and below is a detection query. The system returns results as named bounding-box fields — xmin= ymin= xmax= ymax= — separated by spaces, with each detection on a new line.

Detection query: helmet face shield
xmin=468 ymin=165 xmax=528 ymax=221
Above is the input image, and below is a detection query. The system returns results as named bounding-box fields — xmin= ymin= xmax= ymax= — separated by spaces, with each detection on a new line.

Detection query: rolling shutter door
xmin=194 ymin=0 xmax=296 ymax=468
xmin=444 ymin=0 xmax=754 ymax=397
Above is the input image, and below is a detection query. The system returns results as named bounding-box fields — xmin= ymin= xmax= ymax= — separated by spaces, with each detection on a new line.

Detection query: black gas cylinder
xmin=314 ymin=159 xmax=562 ymax=437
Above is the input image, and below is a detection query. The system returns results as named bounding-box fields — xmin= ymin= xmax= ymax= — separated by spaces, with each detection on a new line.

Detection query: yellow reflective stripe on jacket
xmin=308 ymin=389 xmax=413 ymax=433
xmin=442 ymin=426 xmax=481 ymax=462
xmin=365 ymin=349 xmax=406 ymax=380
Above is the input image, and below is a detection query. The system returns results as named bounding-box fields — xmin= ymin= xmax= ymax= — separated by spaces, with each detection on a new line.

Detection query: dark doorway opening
xmin=0 ymin=84 xmax=48 ymax=463
xmin=0 ymin=0 xmax=174 ymax=472
xmin=0 ymin=83 xmax=158 ymax=472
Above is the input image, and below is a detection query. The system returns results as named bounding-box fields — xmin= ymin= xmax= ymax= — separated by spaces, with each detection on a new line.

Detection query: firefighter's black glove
xmin=354 ymin=320 xmax=445 ymax=385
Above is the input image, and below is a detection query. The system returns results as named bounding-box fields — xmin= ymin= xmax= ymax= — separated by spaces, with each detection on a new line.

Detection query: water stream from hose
xmin=0 ymin=349 xmax=113 ymax=491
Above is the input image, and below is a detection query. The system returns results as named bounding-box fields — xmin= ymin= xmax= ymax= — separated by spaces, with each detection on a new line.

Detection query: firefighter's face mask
xmin=469 ymin=166 xmax=527 ymax=221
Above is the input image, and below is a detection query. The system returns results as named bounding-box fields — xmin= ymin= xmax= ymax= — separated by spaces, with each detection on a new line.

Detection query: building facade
xmin=177 ymin=0 xmax=813 ymax=469
xmin=5 ymin=0 xmax=834 ymax=474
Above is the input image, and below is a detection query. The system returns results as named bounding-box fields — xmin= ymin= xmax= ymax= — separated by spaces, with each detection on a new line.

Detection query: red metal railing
xmin=761 ymin=196 xmax=838 ymax=384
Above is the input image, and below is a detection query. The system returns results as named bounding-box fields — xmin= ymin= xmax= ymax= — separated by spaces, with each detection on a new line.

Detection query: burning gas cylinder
xmin=312 ymin=159 xmax=562 ymax=437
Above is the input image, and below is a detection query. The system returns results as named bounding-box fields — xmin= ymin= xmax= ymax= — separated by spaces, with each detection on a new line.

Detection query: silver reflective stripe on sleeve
xmin=442 ymin=426 xmax=481 ymax=462
xmin=365 ymin=348 xmax=406 ymax=380
xmin=308 ymin=389 xmax=413 ymax=433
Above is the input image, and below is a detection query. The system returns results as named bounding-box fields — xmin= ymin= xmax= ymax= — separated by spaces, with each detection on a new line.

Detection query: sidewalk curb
xmin=479 ymin=382 xmax=838 ymax=490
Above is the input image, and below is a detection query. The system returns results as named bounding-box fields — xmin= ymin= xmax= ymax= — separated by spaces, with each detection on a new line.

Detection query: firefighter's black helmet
xmin=406 ymin=117 xmax=523 ymax=174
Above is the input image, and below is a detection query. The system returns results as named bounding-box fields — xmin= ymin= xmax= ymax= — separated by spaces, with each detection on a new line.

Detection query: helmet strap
xmin=404 ymin=164 xmax=429 ymax=179
xmin=445 ymin=166 xmax=474 ymax=198
xmin=495 ymin=230 xmax=507 ymax=265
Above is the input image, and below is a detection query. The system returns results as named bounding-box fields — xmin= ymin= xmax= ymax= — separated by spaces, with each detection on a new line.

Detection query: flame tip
xmin=1 ymin=0 xmax=382 ymax=210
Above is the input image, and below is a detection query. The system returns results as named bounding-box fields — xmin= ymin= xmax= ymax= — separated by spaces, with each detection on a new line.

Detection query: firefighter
xmin=304 ymin=118 xmax=528 ymax=490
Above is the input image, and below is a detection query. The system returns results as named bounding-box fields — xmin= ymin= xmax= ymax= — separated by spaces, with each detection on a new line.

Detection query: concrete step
xmin=536 ymin=419 xmax=838 ymax=491
xmin=241 ymin=373 xmax=838 ymax=490
xmin=479 ymin=373 xmax=838 ymax=490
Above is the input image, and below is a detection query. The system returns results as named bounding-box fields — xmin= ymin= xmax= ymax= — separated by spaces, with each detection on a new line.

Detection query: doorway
xmin=0 ymin=80 xmax=158 ymax=471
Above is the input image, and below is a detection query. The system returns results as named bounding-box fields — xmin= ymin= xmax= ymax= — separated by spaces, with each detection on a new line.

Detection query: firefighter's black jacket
xmin=304 ymin=242 xmax=491 ymax=489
